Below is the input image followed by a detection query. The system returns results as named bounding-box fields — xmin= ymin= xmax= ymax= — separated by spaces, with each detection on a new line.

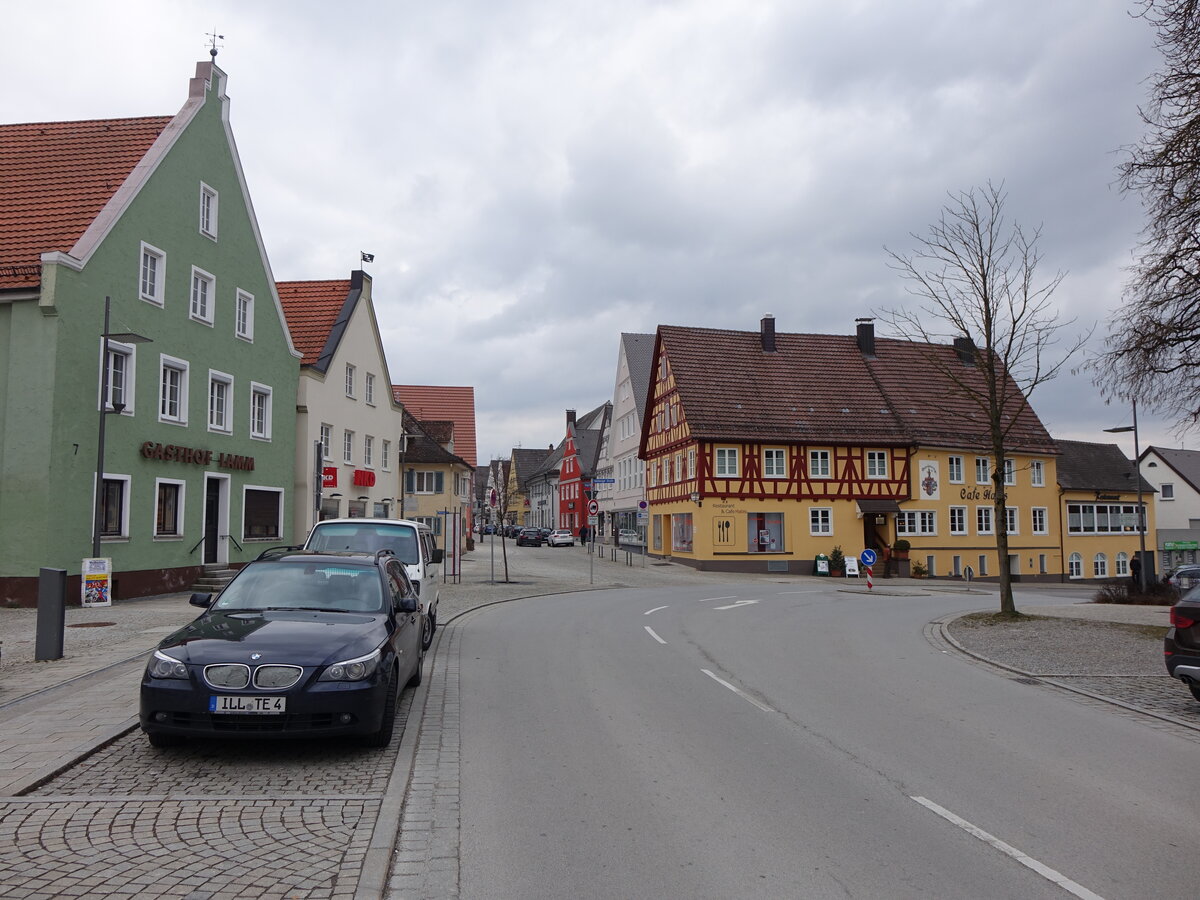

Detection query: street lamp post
xmin=398 ymin=425 xmax=410 ymax=519
xmin=1104 ymin=398 xmax=1147 ymax=590
xmin=92 ymin=296 xmax=151 ymax=559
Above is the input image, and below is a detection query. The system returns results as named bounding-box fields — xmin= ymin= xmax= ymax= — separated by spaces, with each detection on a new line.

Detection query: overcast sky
xmin=5 ymin=0 xmax=1186 ymax=463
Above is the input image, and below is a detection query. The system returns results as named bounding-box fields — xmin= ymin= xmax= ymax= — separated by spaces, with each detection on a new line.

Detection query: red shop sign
xmin=353 ymin=469 xmax=376 ymax=487
xmin=322 ymin=467 xmax=338 ymax=488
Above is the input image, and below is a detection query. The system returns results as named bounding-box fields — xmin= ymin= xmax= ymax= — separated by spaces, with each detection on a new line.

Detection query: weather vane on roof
xmin=206 ymin=31 xmax=224 ymax=60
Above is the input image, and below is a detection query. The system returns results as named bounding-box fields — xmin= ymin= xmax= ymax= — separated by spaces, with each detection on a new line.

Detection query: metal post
xmin=1133 ymin=398 xmax=1148 ymax=591
xmin=35 ymin=568 xmax=67 ymax=661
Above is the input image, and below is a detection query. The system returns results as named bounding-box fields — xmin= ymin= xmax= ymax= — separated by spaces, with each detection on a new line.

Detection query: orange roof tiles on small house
xmin=392 ymin=385 xmax=478 ymax=467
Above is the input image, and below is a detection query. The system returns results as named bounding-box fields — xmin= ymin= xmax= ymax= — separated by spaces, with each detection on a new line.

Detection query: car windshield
xmin=213 ymin=561 xmax=384 ymax=612
xmin=307 ymin=523 xmax=420 ymax=564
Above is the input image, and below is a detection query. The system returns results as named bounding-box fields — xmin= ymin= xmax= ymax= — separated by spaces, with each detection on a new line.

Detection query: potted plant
xmin=828 ymin=545 xmax=846 ymax=576
xmin=910 ymin=560 xmax=928 ymax=578
xmin=891 ymin=539 xmax=911 ymax=560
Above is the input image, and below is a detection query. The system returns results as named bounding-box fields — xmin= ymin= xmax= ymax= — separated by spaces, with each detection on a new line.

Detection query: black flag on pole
xmin=361 ymin=252 xmax=375 ymax=263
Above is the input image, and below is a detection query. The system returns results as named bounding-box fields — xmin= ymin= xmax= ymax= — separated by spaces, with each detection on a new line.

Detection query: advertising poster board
xmin=81 ymin=557 xmax=113 ymax=606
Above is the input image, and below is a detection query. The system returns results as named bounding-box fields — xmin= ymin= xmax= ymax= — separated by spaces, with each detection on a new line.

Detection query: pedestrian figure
xmin=881 ymin=543 xmax=893 ymax=578
xmin=1130 ymin=552 xmax=1142 ymax=590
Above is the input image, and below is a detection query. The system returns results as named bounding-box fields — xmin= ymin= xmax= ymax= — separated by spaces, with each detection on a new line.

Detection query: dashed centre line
xmin=644 ymin=625 xmax=667 ymax=644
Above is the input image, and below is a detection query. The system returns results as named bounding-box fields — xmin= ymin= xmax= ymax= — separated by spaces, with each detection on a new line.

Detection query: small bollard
xmin=36 ymin=567 xmax=67 ymax=661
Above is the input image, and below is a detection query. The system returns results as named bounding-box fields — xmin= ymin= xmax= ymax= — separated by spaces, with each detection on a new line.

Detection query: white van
xmin=304 ymin=518 xmax=443 ymax=649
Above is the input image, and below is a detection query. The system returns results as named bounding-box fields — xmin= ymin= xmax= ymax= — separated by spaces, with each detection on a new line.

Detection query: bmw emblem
xmin=250 ymin=652 xmax=262 ymax=660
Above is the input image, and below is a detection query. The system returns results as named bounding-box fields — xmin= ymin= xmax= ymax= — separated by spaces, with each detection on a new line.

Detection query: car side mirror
xmin=397 ymin=594 xmax=418 ymax=614
xmin=189 ymin=592 xmax=213 ymax=608
xmin=430 ymin=548 xmax=444 ymax=564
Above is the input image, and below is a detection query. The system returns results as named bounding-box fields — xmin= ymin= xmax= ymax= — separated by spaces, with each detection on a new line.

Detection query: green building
xmin=0 ymin=61 xmax=300 ymax=605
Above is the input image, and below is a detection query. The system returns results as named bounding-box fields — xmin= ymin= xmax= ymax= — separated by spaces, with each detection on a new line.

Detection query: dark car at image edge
xmin=1165 ymin=585 xmax=1200 ymax=702
xmin=140 ymin=549 xmax=424 ymax=749
xmin=516 ymin=528 xmax=544 ymax=546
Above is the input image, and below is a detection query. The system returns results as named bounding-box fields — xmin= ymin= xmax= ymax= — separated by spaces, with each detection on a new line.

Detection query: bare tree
xmin=1097 ymin=0 xmax=1200 ymax=427
xmin=880 ymin=183 xmax=1088 ymax=615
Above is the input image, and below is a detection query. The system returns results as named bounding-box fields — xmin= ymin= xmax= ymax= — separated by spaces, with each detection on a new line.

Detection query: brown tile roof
xmin=657 ymin=325 xmax=1056 ymax=453
xmin=276 ymin=279 xmax=352 ymax=366
xmin=0 ymin=116 xmax=172 ymax=290
xmin=392 ymin=385 xmax=477 ymax=467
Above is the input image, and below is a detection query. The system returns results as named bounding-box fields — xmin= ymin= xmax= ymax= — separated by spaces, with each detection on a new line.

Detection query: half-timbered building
xmin=640 ymin=316 xmax=1062 ymax=578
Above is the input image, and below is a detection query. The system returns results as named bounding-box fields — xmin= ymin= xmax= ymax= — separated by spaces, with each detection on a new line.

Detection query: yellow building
xmin=641 ymin=318 xmax=1071 ymax=580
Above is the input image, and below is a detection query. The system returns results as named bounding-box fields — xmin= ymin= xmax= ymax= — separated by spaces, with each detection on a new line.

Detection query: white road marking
xmin=701 ymin=669 xmax=774 ymax=713
xmin=643 ymin=605 xmax=668 ymax=615
xmin=699 ymin=596 xmax=737 ymax=602
xmin=644 ymin=626 xmax=667 ymax=644
xmin=713 ymin=599 xmax=760 ymax=610
xmin=910 ymin=796 xmax=1106 ymax=900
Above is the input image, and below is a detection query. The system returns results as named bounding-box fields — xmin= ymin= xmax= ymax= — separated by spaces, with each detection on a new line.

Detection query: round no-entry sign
xmin=587 ymin=499 xmax=599 ymax=516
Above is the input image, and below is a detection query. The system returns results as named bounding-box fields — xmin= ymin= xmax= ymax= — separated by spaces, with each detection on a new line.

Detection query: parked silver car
xmin=547 ymin=529 xmax=575 ymax=547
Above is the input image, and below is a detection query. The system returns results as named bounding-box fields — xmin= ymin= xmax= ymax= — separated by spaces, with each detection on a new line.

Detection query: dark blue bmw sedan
xmin=140 ymin=550 xmax=423 ymax=749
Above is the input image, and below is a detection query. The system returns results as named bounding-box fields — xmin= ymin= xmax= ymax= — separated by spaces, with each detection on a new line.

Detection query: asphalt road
xmin=458 ymin=582 xmax=1197 ymax=900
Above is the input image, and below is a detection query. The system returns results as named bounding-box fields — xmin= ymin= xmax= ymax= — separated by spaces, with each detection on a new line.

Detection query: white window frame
xmin=949 ymin=506 xmax=967 ymax=535
xmin=96 ymin=472 xmax=132 ymax=541
xmin=153 ymin=477 xmax=186 ymax=539
xmin=715 ymin=447 xmax=739 ymax=478
xmin=242 ymin=485 xmax=284 ymax=542
xmin=189 ymin=266 xmax=215 ymax=325
xmin=364 ymin=435 xmax=375 ymax=469
xmin=1068 ymin=552 xmax=1083 ymax=579
xmin=1003 ymin=458 xmax=1016 ymax=486
xmin=1094 ymin=553 xmax=1109 ymax=578
xmin=1004 ymin=506 xmax=1019 ymax=534
xmin=382 ymin=439 xmax=392 ymax=471
xmin=1161 ymin=483 xmax=1175 ymax=501
xmin=320 ymin=424 xmax=332 ymax=461
xmin=1031 ymin=507 xmax=1048 ymax=535
xmin=763 ymin=448 xmax=787 ymax=478
xmin=159 ymin=355 xmax=190 ymax=425
xmin=345 ymin=363 xmax=356 ymax=398
xmin=866 ymin=450 xmax=889 ymax=479
xmin=688 ymin=448 xmax=696 ymax=479
xmin=139 ymin=242 xmax=166 ymax=306
xmin=1116 ymin=552 xmax=1130 ymax=576
xmin=1030 ymin=459 xmax=1045 ymax=487
xmin=809 ymin=507 xmax=832 ymax=535
xmin=343 ymin=429 xmax=355 ymax=464
xmin=199 ymin=182 xmax=219 ymax=240
xmin=896 ymin=510 xmax=937 ymax=535
xmin=250 ymin=382 xmax=272 ymax=440
xmin=207 ymin=370 xmax=233 ymax=433
xmin=809 ymin=449 xmax=831 ymax=478
xmin=947 ymin=455 xmax=964 ymax=484
xmin=365 ymin=372 xmax=376 ymax=406
xmin=235 ymin=290 xmax=254 ymax=341
xmin=975 ymin=456 xmax=990 ymax=485
xmin=100 ymin=339 xmax=138 ymax=414
xmin=976 ymin=506 xmax=993 ymax=535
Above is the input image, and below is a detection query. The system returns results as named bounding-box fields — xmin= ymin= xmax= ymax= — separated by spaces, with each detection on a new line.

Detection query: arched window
xmin=1068 ymin=552 xmax=1083 ymax=578
xmin=1115 ymin=552 xmax=1129 ymax=576
xmin=1094 ymin=553 xmax=1108 ymax=577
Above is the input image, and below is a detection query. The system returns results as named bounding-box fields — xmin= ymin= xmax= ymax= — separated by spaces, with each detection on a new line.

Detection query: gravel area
xmin=946 ymin=612 xmax=1167 ymax=676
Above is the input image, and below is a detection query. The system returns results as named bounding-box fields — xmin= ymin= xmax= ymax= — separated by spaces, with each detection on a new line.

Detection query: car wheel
xmin=361 ymin=667 xmax=398 ymax=748
xmin=1188 ymin=682 xmax=1200 ymax=703
xmin=147 ymin=731 xmax=180 ymax=749
xmin=421 ymin=610 xmax=436 ymax=651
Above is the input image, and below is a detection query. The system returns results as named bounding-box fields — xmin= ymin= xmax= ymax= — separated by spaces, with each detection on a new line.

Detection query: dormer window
xmin=200 ymin=183 xmax=218 ymax=239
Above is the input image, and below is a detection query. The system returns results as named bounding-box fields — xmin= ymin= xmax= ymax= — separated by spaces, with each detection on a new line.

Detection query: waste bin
xmin=814 ymin=553 xmax=830 ymax=576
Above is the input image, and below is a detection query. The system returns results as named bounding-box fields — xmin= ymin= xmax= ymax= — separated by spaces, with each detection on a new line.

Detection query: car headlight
xmin=319 ymin=648 xmax=382 ymax=682
xmin=147 ymin=650 xmax=189 ymax=680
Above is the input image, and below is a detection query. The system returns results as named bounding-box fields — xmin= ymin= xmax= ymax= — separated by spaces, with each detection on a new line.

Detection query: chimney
xmin=855 ymin=318 xmax=875 ymax=356
xmin=953 ymin=336 xmax=977 ymax=366
xmin=761 ymin=313 xmax=776 ymax=352
xmin=566 ymin=409 xmax=577 ymax=429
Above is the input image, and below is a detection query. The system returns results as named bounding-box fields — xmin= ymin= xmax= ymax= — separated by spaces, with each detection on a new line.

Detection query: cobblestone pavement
xmin=2 ymin=543 xmax=1194 ymax=898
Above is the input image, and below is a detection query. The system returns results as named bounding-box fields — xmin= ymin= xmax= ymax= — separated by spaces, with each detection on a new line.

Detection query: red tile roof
xmin=657 ymin=325 xmax=1056 ymax=454
xmin=276 ymin=280 xmax=352 ymax=366
xmin=0 ymin=116 xmax=172 ymax=290
xmin=392 ymin=385 xmax=477 ymax=466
